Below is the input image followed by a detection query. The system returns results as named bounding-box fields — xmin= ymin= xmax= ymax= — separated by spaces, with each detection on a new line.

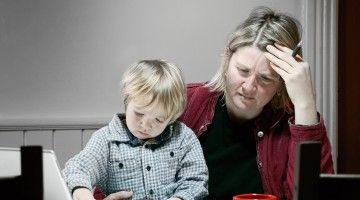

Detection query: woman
xmin=178 ymin=6 xmax=334 ymax=200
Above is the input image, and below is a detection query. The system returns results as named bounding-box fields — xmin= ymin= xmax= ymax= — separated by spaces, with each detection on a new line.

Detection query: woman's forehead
xmin=231 ymin=47 xmax=272 ymax=70
xmin=232 ymin=47 xmax=267 ymax=64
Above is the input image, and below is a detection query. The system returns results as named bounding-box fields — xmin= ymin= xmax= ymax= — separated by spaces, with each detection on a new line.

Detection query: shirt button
xmin=118 ymin=163 xmax=123 ymax=169
xmin=257 ymin=131 xmax=264 ymax=138
xmin=258 ymin=161 xmax=263 ymax=168
xmin=149 ymin=189 xmax=154 ymax=195
xmin=146 ymin=165 xmax=151 ymax=171
xmin=170 ymin=151 xmax=174 ymax=157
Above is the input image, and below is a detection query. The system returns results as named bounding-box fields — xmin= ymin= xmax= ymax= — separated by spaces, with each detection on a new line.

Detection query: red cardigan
xmin=178 ymin=83 xmax=334 ymax=200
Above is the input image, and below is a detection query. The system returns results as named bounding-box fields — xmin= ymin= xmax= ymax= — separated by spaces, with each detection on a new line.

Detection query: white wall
xmin=1 ymin=0 xmax=338 ymax=169
xmin=0 ymin=0 xmax=301 ymax=125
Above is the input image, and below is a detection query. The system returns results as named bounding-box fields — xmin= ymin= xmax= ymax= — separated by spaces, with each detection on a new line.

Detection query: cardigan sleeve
xmin=284 ymin=114 xmax=334 ymax=199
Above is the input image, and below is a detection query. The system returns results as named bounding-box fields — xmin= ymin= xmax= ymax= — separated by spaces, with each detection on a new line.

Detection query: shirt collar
xmin=108 ymin=113 xmax=173 ymax=148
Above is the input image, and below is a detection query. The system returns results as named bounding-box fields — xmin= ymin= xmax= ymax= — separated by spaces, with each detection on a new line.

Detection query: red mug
xmin=233 ymin=193 xmax=277 ymax=200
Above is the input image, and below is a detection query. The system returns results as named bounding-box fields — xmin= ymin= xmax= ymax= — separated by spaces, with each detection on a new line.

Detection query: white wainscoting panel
xmin=0 ymin=131 xmax=23 ymax=147
xmin=53 ymin=130 xmax=82 ymax=169
xmin=25 ymin=130 xmax=53 ymax=150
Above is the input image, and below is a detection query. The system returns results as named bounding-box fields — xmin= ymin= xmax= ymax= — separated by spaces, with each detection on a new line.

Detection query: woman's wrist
xmin=294 ymin=101 xmax=318 ymax=125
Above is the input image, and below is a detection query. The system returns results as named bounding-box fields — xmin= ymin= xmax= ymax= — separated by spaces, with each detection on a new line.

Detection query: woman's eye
xmin=260 ymin=76 xmax=273 ymax=84
xmin=261 ymin=76 xmax=271 ymax=81
xmin=238 ymin=68 xmax=250 ymax=76
xmin=240 ymin=69 xmax=249 ymax=73
xmin=134 ymin=111 xmax=144 ymax=116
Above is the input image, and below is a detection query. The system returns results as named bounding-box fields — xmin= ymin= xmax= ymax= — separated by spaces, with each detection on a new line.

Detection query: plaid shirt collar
xmin=108 ymin=113 xmax=173 ymax=148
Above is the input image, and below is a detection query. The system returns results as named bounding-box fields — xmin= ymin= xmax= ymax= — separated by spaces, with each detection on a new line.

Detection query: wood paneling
xmin=338 ymin=0 xmax=360 ymax=173
xmin=53 ymin=130 xmax=82 ymax=169
xmin=25 ymin=130 xmax=53 ymax=150
xmin=0 ymin=131 xmax=23 ymax=147
xmin=0 ymin=128 xmax=100 ymax=170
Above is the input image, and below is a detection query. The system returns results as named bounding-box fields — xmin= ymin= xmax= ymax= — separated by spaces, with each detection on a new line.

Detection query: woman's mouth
xmin=239 ymin=93 xmax=254 ymax=100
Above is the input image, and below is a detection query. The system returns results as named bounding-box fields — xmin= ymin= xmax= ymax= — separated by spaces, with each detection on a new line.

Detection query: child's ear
xmin=170 ymin=112 xmax=182 ymax=123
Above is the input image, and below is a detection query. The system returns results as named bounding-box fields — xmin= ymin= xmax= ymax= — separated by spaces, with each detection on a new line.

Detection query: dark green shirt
xmin=199 ymin=97 xmax=263 ymax=199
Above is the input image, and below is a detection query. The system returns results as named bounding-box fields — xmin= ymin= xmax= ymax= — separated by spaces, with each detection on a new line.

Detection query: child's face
xmin=125 ymin=99 xmax=171 ymax=140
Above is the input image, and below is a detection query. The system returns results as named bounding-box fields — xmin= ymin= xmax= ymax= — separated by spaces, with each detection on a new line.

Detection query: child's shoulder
xmin=172 ymin=120 xmax=192 ymax=132
xmin=171 ymin=121 xmax=198 ymax=140
xmin=165 ymin=121 xmax=200 ymax=151
xmin=90 ymin=125 xmax=111 ymax=139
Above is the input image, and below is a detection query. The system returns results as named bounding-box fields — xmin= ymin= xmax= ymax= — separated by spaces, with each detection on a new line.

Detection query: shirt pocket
xmin=157 ymin=148 xmax=181 ymax=184
xmin=109 ymin=156 xmax=140 ymax=181
xmin=108 ymin=144 xmax=141 ymax=183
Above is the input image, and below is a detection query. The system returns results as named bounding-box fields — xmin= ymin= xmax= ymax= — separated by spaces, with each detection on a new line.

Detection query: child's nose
xmin=140 ymin=118 xmax=153 ymax=130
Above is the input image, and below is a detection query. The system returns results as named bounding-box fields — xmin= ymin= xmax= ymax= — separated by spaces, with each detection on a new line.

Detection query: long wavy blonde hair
xmin=206 ymin=6 xmax=302 ymax=114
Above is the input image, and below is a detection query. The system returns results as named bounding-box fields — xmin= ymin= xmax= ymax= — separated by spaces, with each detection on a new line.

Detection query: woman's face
xmin=225 ymin=46 xmax=281 ymax=121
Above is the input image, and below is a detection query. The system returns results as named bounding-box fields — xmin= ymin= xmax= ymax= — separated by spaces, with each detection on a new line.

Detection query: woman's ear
xmin=276 ymin=90 xmax=281 ymax=96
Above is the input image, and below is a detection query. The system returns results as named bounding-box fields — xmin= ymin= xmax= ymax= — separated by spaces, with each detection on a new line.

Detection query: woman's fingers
xmin=263 ymin=51 xmax=292 ymax=74
xmin=274 ymin=42 xmax=304 ymax=62
xmin=269 ymin=62 xmax=288 ymax=79
xmin=274 ymin=43 xmax=292 ymax=54
xmin=266 ymin=44 xmax=300 ymax=67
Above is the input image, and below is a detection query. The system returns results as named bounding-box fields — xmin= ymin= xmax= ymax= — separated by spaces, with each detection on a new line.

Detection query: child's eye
xmin=155 ymin=118 xmax=164 ymax=123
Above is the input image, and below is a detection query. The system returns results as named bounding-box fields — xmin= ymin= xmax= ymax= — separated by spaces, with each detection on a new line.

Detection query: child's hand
xmin=72 ymin=187 xmax=95 ymax=200
xmin=103 ymin=191 xmax=133 ymax=200
xmin=168 ymin=197 xmax=182 ymax=200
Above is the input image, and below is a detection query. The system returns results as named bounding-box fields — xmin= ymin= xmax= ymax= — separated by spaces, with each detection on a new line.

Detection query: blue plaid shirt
xmin=63 ymin=113 xmax=208 ymax=200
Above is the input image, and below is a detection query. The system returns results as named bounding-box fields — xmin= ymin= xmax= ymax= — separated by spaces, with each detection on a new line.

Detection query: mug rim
xmin=233 ymin=193 xmax=277 ymax=199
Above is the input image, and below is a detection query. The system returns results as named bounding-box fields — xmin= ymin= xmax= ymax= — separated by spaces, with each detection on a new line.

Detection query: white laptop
xmin=0 ymin=147 xmax=72 ymax=200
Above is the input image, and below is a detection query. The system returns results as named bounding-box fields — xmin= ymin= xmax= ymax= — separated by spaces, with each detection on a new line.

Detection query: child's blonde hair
xmin=121 ymin=59 xmax=186 ymax=123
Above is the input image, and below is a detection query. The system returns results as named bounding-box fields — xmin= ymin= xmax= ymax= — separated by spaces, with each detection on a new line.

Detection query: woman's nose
xmin=242 ymin=75 xmax=257 ymax=92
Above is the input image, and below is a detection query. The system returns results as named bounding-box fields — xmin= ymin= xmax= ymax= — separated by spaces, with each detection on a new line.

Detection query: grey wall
xmin=0 ymin=0 xmax=301 ymax=125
